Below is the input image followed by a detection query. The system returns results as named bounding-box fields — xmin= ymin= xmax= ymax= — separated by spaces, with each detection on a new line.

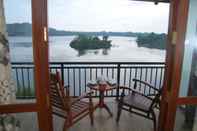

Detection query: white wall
xmin=179 ymin=0 xmax=197 ymax=97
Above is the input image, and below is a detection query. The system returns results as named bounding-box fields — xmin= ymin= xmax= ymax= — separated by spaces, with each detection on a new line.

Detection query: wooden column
xmin=31 ymin=0 xmax=53 ymax=131
xmin=158 ymin=0 xmax=189 ymax=131
xmin=158 ymin=0 xmax=178 ymax=130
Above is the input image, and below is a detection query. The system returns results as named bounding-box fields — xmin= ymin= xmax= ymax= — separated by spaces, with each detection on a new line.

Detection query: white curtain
xmin=0 ymin=0 xmax=20 ymax=130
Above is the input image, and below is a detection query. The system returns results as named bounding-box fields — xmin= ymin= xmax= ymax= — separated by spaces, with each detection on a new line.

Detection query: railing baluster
xmin=79 ymin=68 xmax=81 ymax=96
xmin=124 ymin=68 xmax=126 ymax=86
xmin=112 ymin=68 xmax=114 ymax=79
xmin=21 ymin=68 xmax=25 ymax=97
xmin=139 ymin=67 xmax=142 ymax=91
xmin=154 ymin=68 xmax=158 ymax=92
xmin=159 ymin=67 xmax=164 ymax=89
xmin=110 ymin=68 xmax=114 ymax=96
xmin=90 ymin=68 xmax=92 ymax=80
xmin=96 ymin=68 xmax=98 ymax=79
xmin=85 ymin=68 xmax=87 ymax=92
xmin=107 ymin=68 xmax=109 ymax=77
xmin=73 ymin=69 xmax=76 ymax=97
xmin=134 ymin=67 xmax=137 ymax=79
xmin=60 ymin=63 xmax=64 ymax=85
xmin=101 ymin=68 xmax=103 ymax=75
xmin=67 ymin=68 xmax=70 ymax=86
xmin=134 ymin=67 xmax=138 ymax=92
xmin=27 ymin=68 xmax=31 ymax=97
xmin=144 ymin=68 xmax=148 ymax=94
xmin=116 ymin=64 xmax=120 ymax=100
xmin=15 ymin=68 xmax=20 ymax=94
xmin=149 ymin=68 xmax=153 ymax=94
xmin=129 ymin=68 xmax=132 ymax=87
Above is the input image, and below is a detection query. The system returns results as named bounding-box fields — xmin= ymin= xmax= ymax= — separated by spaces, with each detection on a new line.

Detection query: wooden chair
xmin=116 ymin=79 xmax=162 ymax=131
xmin=49 ymin=72 xmax=94 ymax=131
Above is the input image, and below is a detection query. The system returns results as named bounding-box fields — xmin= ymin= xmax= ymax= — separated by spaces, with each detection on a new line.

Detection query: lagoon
xmin=9 ymin=36 xmax=166 ymax=62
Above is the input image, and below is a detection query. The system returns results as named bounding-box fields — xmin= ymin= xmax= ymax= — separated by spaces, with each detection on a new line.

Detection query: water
xmin=9 ymin=36 xmax=166 ymax=97
xmin=9 ymin=36 xmax=166 ymax=62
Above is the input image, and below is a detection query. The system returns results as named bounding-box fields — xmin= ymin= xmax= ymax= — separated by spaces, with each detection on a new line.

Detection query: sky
xmin=4 ymin=0 xmax=170 ymax=33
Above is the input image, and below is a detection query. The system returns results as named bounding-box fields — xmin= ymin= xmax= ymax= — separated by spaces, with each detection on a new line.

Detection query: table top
xmin=88 ymin=84 xmax=116 ymax=91
xmin=87 ymin=78 xmax=117 ymax=91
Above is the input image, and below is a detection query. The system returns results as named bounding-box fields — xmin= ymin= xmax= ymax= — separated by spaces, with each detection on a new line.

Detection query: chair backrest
xmin=133 ymin=79 xmax=162 ymax=110
xmin=149 ymin=88 xmax=162 ymax=110
xmin=49 ymin=72 xmax=70 ymax=112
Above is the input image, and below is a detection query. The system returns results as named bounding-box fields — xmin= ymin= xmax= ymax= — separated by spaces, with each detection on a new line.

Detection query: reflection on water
xmin=8 ymin=36 xmax=166 ymax=62
xmin=77 ymin=48 xmax=110 ymax=56
xmin=77 ymin=50 xmax=86 ymax=56
xmin=10 ymin=42 xmax=32 ymax=47
xmin=94 ymin=50 xmax=99 ymax=55
xmin=102 ymin=49 xmax=109 ymax=55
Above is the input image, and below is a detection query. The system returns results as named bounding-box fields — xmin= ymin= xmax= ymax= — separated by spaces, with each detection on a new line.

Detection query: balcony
xmin=11 ymin=62 xmax=191 ymax=131
xmin=10 ymin=61 xmax=165 ymax=131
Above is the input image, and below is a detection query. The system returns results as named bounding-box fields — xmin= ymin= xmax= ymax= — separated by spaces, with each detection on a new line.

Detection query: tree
xmin=0 ymin=0 xmax=20 ymax=130
xmin=102 ymin=35 xmax=109 ymax=41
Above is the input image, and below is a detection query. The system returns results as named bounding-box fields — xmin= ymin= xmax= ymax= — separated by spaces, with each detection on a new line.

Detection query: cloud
xmin=5 ymin=0 xmax=170 ymax=33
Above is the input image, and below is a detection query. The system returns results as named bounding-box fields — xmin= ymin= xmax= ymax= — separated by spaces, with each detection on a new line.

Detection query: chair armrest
xmin=118 ymin=86 xmax=134 ymax=99
xmin=105 ymin=86 xmax=117 ymax=91
xmin=119 ymin=86 xmax=133 ymax=91
xmin=147 ymin=93 xmax=157 ymax=97
xmin=64 ymin=85 xmax=69 ymax=88
xmin=120 ymin=85 xmax=158 ymax=101
xmin=64 ymin=85 xmax=70 ymax=96
xmin=71 ymin=91 xmax=93 ymax=105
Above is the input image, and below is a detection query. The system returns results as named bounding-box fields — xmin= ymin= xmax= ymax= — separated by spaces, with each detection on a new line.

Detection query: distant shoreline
xmin=7 ymin=23 xmax=166 ymax=37
xmin=7 ymin=23 xmax=166 ymax=50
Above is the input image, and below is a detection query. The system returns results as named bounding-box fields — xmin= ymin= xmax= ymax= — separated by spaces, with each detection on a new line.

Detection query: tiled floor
xmin=16 ymin=99 xmax=158 ymax=131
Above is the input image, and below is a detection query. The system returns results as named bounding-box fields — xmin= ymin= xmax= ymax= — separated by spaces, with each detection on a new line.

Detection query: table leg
xmin=99 ymin=90 xmax=105 ymax=107
xmin=103 ymin=104 xmax=113 ymax=116
xmin=98 ymin=90 xmax=113 ymax=116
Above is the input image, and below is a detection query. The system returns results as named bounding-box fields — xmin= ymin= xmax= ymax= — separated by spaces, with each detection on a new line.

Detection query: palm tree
xmin=0 ymin=0 xmax=20 ymax=130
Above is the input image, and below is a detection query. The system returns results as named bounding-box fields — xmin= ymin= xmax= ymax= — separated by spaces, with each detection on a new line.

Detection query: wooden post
xmin=31 ymin=0 xmax=53 ymax=131
xmin=158 ymin=0 xmax=189 ymax=131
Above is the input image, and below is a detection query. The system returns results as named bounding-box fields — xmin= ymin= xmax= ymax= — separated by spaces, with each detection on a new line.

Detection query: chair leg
xmin=89 ymin=108 xmax=94 ymax=125
xmin=129 ymin=107 xmax=132 ymax=112
xmin=116 ymin=102 xmax=122 ymax=122
xmin=90 ymin=113 xmax=94 ymax=125
xmin=152 ymin=111 xmax=157 ymax=131
xmin=89 ymin=96 xmax=94 ymax=125
xmin=63 ymin=120 xmax=69 ymax=131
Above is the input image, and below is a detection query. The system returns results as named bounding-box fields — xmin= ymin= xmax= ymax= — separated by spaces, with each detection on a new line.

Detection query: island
xmin=69 ymin=35 xmax=112 ymax=50
xmin=136 ymin=33 xmax=167 ymax=50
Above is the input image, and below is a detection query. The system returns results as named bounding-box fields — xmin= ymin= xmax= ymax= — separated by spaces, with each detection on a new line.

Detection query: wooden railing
xmin=11 ymin=62 xmax=165 ymax=99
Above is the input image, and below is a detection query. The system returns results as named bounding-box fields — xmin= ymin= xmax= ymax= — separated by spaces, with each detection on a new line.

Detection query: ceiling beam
xmin=130 ymin=0 xmax=170 ymax=4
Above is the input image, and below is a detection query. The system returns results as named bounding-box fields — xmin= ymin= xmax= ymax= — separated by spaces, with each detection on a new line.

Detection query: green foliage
xmin=70 ymin=35 xmax=112 ymax=50
xmin=0 ymin=115 xmax=20 ymax=130
xmin=16 ymin=87 xmax=35 ymax=98
xmin=6 ymin=23 xmax=137 ymax=36
xmin=137 ymin=32 xmax=167 ymax=50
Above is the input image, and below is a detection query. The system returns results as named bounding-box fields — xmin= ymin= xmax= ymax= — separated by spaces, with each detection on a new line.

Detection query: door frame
xmin=158 ymin=0 xmax=197 ymax=131
xmin=32 ymin=0 xmax=53 ymax=130
xmin=1 ymin=0 xmax=193 ymax=131
xmin=0 ymin=0 xmax=53 ymax=131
